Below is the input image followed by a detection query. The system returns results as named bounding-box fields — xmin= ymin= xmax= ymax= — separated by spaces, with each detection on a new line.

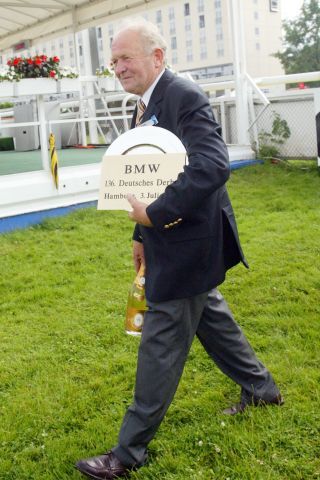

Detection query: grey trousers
xmin=112 ymin=288 xmax=280 ymax=467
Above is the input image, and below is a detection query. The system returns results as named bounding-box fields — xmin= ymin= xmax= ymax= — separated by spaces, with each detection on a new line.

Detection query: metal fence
xmin=211 ymin=89 xmax=319 ymax=159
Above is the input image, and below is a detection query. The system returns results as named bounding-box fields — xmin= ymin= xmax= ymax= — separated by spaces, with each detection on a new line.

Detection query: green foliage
xmin=0 ymin=161 xmax=319 ymax=479
xmin=258 ymin=112 xmax=291 ymax=159
xmin=273 ymin=0 xmax=320 ymax=86
xmin=0 ymin=137 xmax=14 ymax=151
xmin=0 ymin=102 xmax=13 ymax=109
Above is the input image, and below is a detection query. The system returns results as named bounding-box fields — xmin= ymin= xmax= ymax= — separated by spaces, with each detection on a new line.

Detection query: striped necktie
xmin=135 ymin=98 xmax=146 ymax=126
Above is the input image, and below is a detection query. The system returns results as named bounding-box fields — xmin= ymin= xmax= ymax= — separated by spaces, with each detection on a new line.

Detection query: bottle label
xmin=125 ymin=307 xmax=145 ymax=334
xmin=133 ymin=313 xmax=144 ymax=327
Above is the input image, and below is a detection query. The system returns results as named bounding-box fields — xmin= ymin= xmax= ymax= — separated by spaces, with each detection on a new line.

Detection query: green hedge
xmin=0 ymin=137 xmax=14 ymax=151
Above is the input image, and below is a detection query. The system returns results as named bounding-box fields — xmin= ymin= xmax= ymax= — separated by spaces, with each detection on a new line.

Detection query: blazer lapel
xmin=130 ymin=69 xmax=175 ymax=129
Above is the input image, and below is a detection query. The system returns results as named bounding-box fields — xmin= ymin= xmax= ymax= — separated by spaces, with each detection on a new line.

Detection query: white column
xmin=73 ymin=13 xmax=88 ymax=147
xmin=36 ymin=95 xmax=49 ymax=171
xmin=80 ymin=29 xmax=99 ymax=144
xmin=228 ymin=0 xmax=250 ymax=145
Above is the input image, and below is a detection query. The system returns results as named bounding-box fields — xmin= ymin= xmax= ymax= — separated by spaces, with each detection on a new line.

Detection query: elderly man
xmin=76 ymin=18 xmax=283 ymax=480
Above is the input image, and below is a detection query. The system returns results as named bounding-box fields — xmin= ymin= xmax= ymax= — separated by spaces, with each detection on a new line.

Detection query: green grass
xmin=0 ymin=160 xmax=319 ymax=480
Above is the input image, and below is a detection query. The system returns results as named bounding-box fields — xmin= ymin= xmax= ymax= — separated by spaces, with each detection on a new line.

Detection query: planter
xmin=58 ymin=78 xmax=80 ymax=93
xmin=98 ymin=77 xmax=122 ymax=91
xmin=14 ymin=78 xmax=58 ymax=96
xmin=0 ymin=82 xmax=14 ymax=98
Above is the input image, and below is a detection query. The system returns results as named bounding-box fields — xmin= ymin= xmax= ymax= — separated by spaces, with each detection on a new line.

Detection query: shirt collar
xmin=141 ymin=68 xmax=165 ymax=107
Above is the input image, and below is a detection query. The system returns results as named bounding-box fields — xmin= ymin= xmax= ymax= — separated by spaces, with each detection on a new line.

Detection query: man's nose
xmin=115 ymin=60 xmax=126 ymax=75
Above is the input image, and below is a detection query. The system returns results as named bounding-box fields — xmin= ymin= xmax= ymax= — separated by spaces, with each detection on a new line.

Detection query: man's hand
xmin=127 ymin=194 xmax=153 ymax=227
xmin=132 ymin=241 xmax=145 ymax=273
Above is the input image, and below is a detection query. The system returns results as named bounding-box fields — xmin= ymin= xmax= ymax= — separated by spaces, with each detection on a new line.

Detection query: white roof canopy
xmin=0 ymin=0 xmax=164 ymax=52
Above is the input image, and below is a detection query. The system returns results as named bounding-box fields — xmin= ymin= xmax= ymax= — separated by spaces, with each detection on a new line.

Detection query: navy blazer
xmin=132 ymin=69 xmax=248 ymax=302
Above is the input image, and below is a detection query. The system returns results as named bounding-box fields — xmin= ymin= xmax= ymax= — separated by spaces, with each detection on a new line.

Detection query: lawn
xmin=0 ymin=161 xmax=319 ymax=480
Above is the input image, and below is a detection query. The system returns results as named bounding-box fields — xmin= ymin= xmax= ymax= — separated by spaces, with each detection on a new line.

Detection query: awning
xmin=0 ymin=0 xmax=164 ymax=52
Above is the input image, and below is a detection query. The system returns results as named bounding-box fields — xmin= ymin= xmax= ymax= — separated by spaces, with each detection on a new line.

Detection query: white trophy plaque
xmin=98 ymin=126 xmax=187 ymax=211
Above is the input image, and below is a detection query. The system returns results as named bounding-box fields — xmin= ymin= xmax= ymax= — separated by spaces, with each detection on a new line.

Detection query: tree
xmin=274 ymin=0 xmax=320 ymax=80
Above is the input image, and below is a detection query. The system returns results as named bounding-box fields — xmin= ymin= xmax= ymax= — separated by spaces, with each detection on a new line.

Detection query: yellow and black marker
xmin=49 ymin=133 xmax=59 ymax=189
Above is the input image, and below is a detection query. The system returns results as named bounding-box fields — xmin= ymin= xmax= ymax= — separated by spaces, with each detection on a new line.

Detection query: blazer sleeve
xmin=132 ymin=224 xmax=143 ymax=243
xmin=146 ymin=84 xmax=230 ymax=230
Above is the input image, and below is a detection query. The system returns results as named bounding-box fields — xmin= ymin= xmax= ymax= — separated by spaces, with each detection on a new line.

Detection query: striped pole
xmin=49 ymin=133 xmax=59 ymax=189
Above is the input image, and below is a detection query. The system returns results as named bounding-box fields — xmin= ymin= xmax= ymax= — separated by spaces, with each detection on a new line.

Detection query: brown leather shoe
xmin=223 ymin=394 xmax=284 ymax=416
xmin=75 ymin=451 xmax=133 ymax=479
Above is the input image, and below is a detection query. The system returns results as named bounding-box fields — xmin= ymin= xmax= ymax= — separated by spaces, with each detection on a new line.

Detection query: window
xmin=217 ymin=47 xmax=224 ymax=57
xmin=254 ymin=11 xmax=258 ymax=19
xmin=169 ymin=20 xmax=176 ymax=35
xmin=97 ymin=27 xmax=102 ymax=38
xmin=214 ymin=0 xmax=221 ymax=8
xmin=255 ymin=27 xmax=260 ymax=35
xmin=108 ymin=24 xmax=114 ymax=36
xmin=197 ymin=0 xmax=204 ymax=12
xmin=168 ymin=6 xmax=175 ymax=20
xmin=171 ymin=37 xmax=177 ymax=50
xmin=256 ymin=42 xmax=261 ymax=50
xmin=186 ymin=39 xmax=192 ymax=48
xmin=59 ymin=39 xmax=64 ymax=49
xmin=200 ymin=32 xmax=206 ymax=44
xmin=172 ymin=51 xmax=178 ymax=65
xmin=184 ymin=3 xmax=190 ymax=16
xmin=186 ymin=48 xmax=193 ymax=62
xmin=200 ymin=45 xmax=207 ymax=60
xmin=270 ymin=0 xmax=279 ymax=11
xmin=156 ymin=10 xmax=162 ymax=23
xmin=185 ymin=17 xmax=191 ymax=31
xmin=199 ymin=15 xmax=205 ymax=28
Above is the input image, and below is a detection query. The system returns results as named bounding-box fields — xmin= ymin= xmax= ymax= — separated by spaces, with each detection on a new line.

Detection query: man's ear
xmin=153 ymin=48 xmax=164 ymax=67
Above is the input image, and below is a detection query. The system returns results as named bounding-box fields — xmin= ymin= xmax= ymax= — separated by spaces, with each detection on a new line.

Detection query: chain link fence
xmin=211 ymin=90 xmax=319 ymax=159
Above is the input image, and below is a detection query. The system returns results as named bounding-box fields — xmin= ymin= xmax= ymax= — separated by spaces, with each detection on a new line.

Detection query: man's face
xmin=111 ymin=30 xmax=162 ymax=96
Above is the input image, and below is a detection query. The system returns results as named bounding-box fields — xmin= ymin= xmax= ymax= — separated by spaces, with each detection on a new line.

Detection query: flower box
xmin=13 ymin=78 xmax=58 ymax=96
xmin=0 ymin=81 xmax=14 ymax=98
xmin=58 ymin=78 xmax=80 ymax=93
xmin=98 ymin=77 xmax=119 ymax=91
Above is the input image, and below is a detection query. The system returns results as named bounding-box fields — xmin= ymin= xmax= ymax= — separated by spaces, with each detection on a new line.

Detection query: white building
xmin=0 ymin=0 xmax=284 ymax=81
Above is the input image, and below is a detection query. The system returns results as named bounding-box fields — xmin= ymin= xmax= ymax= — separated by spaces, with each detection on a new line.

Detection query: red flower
xmin=40 ymin=55 xmax=47 ymax=61
xmin=52 ymin=56 xmax=60 ymax=63
xmin=13 ymin=57 xmax=21 ymax=65
xmin=34 ymin=57 xmax=42 ymax=65
xmin=27 ymin=58 xmax=33 ymax=64
xmin=49 ymin=70 xmax=56 ymax=78
xmin=7 ymin=60 xmax=12 ymax=66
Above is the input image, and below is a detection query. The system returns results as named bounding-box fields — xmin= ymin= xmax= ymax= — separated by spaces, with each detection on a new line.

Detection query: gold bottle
xmin=125 ymin=265 xmax=147 ymax=336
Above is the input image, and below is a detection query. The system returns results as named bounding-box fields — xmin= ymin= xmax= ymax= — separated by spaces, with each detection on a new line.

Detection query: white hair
xmin=113 ymin=17 xmax=167 ymax=62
